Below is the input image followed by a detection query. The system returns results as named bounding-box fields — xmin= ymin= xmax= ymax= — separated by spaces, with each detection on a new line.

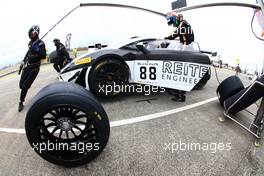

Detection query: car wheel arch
xmin=92 ymin=54 xmax=129 ymax=69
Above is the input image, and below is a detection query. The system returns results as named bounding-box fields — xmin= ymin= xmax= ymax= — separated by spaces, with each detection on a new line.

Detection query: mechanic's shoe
xmin=18 ymin=102 xmax=24 ymax=112
xmin=171 ymin=95 xmax=186 ymax=102
xmin=171 ymin=97 xmax=185 ymax=102
xmin=180 ymin=96 xmax=186 ymax=102
xmin=171 ymin=97 xmax=179 ymax=102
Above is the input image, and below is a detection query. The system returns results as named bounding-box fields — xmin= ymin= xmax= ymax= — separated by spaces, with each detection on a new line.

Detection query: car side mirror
xmin=136 ymin=43 xmax=149 ymax=54
xmin=212 ymin=52 xmax=217 ymax=57
xmin=201 ymin=50 xmax=217 ymax=57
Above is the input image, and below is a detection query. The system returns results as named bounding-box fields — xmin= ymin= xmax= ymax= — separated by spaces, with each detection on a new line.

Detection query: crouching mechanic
xmin=53 ymin=38 xmax=71 ymax=73
xmin=165 ymin=13 xmax=194 ymax=46
xmin=18 ymin=25 xmax=46 ymax=112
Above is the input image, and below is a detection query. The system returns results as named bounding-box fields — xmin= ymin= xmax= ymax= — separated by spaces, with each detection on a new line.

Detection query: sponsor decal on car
xmin=132 ymin=60 xmax=209 ymax=91
xmin=161 ymin=61 xmax=208 ymax=84
xmin=74 ymin=57 xmax=92 ymax=65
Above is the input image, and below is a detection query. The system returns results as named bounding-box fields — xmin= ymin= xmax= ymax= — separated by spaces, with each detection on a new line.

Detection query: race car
xmin=59 ymin=37 xmax=214 ymax=97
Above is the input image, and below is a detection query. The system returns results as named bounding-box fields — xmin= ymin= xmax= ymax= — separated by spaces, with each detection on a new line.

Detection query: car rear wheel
xmin=194 ymin=70 xmax=210 ymax=90
xmin=25 ymin=82 xmax=110 ymax=167
xmin=89 ymin=58 xmax=129 ymax=98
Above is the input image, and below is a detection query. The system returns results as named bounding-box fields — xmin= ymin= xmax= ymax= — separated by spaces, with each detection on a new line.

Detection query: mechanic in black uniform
xmin=165 ymin=14 xmax=194 ymax=46
xmin=165 ymin=14 xmax=195 ymax=102
xmin=53 ymin=38 xmax=71 ymax=72
xmin=18 ymin=25 xmax=46 ymax=112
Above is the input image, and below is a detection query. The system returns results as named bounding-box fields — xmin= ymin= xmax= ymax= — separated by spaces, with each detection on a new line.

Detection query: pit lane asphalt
xmin=0 ymin=64 xmax=263 ymax=176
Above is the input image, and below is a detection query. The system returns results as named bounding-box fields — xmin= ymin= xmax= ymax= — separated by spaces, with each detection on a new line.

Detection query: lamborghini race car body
xmin=59 ymin=37 xmax=211 ymax=92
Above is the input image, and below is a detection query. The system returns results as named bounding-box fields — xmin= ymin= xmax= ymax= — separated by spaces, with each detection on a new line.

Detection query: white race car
xmin=59 ymin=37 xmax=213 ymax=97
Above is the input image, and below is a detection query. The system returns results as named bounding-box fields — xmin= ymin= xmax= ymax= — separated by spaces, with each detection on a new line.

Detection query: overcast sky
xmin=0 ymin=0 xmax=264 ymax=72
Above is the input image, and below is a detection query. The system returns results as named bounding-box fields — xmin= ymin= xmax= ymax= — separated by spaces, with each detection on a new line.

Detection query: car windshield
xmin=121 ymin=38 xmax=157 ymax=50
xmin=145 ymin=40 xmax=200 ymax=52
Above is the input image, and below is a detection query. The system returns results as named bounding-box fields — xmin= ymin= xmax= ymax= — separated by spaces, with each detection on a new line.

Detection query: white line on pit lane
xmin=0 ymin=97 xmax=218 ymax=134
xmin=110 ymin=97 xmax=218 ymax=127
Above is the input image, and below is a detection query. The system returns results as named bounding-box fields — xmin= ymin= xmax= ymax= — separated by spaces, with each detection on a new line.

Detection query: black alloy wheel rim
xmin=37 ymin=105 xmax=98 ymax=161
xmin=94 ymin=62 xmax=128 ymax=94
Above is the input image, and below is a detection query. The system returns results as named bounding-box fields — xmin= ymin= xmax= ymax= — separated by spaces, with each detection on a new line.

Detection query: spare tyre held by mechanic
xmin=18 ymin=25 xmax=46 ymax=112
xmin=165 ymin=14 xmax=195 ymax=46
xmin=53 ymin=38 xmax=71 ymax=73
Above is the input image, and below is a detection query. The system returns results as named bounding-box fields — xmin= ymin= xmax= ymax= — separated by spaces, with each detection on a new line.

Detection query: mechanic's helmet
xmin=53 ymin=38 xmax=60 ymax=46
xmin=167 ymin=16 xmax=177 ymax=26
xmin=167 ymin=15 xmax=182 ymax=27
xmin=28 ymin=25 xmax=40 ymax=40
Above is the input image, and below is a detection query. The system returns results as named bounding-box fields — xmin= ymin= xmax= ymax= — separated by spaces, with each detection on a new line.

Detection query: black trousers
xmin=53 ymin=58 xmax=65 ymax=72
xmin=19 ymin=67 xmax=39 ymax=102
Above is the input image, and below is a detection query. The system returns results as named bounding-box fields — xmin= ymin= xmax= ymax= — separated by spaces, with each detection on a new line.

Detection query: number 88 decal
xmin=140 ymin=66 xmax=156 ymax=80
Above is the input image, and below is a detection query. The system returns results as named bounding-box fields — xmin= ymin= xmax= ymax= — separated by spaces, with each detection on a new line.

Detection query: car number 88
xmin=140 ymin=66 xmax=156 ymax=80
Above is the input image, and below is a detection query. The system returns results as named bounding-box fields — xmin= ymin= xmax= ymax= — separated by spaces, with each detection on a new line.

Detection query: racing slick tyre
xmin=216 ymin=76 xmax=244 ymax=106
xmin=89 ymin=58 xmax=129 ymax=98
xmin=193 ymin=70 xmax=210 ymax=90
xmin=25 ymin=82 xmax=110 ymax=167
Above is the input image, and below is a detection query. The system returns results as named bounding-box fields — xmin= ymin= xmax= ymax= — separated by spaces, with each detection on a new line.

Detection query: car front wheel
xmin=89 ymin=58 xmax=129 ymax=98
